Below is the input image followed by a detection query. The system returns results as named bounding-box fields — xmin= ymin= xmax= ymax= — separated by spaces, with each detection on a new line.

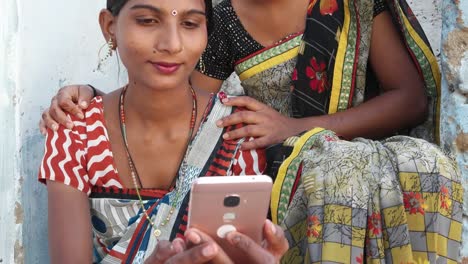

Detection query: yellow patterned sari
xmin=231 ymin=0 xmax=463 ymax=263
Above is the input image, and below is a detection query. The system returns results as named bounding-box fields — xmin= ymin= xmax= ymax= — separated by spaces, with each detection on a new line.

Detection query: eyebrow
xmin=130 ymin=4 xmax=162 ymax=13
xmin=130 ymin=4 xmax=206 ymax=16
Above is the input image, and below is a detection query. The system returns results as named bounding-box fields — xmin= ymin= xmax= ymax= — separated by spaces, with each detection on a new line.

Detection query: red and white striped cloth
xmin=39 ymin=96 xmax=266 ymax=194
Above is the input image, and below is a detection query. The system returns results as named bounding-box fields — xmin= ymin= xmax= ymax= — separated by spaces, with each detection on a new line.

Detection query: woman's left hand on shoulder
xmin=217 ymin=96 xmax=304 ymax=150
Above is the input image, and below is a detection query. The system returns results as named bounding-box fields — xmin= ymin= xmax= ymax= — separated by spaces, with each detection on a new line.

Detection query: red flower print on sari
xmin=356 ymin=253 xmax=364 ymax=264
xmin=403 ymin=192 xmax=426 ymax=215
xmin=440 ymin=186 xmax=451 ymax=211
xmin=368 ymin=212 xmax=382 ymax=236
xmin=292 ymin=68 xmax=298 ymax=81
xmin=320 ymin=0 xmax=339 ymax=15
xmin=307 ymin=0 xmax=338 ymax=16
xmin=306 ymin=57 xmax=328 ymax=93
xmin=307 ymin=215 xmax=321 ymax=238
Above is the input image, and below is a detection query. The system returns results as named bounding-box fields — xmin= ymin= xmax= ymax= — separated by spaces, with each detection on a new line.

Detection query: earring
xmin=198 ymin=55 xmax=205 ymax=73
xmin=100 ymin=38 xmax=114 ymax=63
xmin=96 ymin=38 xmax=116 ymax=71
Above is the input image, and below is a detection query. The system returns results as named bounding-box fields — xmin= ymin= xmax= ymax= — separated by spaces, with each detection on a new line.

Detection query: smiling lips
xmin=151 ymin=62 xmax=181 ymax=74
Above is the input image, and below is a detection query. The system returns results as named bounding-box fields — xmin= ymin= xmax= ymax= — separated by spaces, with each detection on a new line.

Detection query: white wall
xmin=1 ymin=1 xmax=124 ymax=263
xmin=0 ymin=1 xmax=446 ymax=263
xmin=0 ymin=0 xmax=21 ymax=263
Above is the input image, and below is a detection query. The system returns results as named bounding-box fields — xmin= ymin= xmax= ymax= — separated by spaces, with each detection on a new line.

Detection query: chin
xmin=144 ymin=78 xmax=188 ymax=91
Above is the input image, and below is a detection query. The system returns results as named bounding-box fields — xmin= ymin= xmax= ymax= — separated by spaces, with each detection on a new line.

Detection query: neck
xmin=123 ymin=81 xmax=194 ymax=128
xmin=246 ymin=0 xmax=288 ymax=7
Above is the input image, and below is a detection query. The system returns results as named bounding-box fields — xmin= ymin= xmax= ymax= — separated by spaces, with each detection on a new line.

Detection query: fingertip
xmin=185 ymin=230 xmax=202 ymax=245
xmin=201 ymin=243 xmax=217 ymax=257
xmin=76 ymin=112 xmax=84 ymax=119
xmin=222 ymin=133 xmax=229 ymax=140
xmin=225 ymin=231 xmax=241 ymax=245
xmin=265 ymin=219 xmax=276 ymax=235
xmin=172 ymin=238 xmax=185 ymax=253
xmin=66 ymin=121 xmax=74 ymax=130
xmin=80 ymin=101 xmax=88 ymax=109
xmin=51 ymin=124 xmax=58 ymax=131
xmin=216 ymin=120 xmax=223 ymax=127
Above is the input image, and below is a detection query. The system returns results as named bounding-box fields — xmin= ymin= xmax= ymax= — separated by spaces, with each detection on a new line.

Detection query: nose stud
xmin=171 ymin=9 xmax=178 ymax=16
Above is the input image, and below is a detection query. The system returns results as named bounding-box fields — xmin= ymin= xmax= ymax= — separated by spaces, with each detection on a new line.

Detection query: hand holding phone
xmin=187 ymin=175 xmax=272 ymax=245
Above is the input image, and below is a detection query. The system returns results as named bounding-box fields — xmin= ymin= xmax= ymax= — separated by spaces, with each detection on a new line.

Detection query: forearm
xmin=293 ymin=88 xmax=427 ymax=139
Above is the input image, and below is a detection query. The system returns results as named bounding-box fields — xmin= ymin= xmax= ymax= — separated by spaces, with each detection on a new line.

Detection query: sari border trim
xmin=398 ymin=5 xmax=441 ymax=92
xmin=271 ymin=127 xmax=325 ymax=224
xmin=346 ymin=0 xmax=361 ymax=110
xmin=238 ymin=47 xmax=300 ymax=81
xmin=235 ymin=32 xmax=303 ymax=65
xmin=235 ymin=35 xmax=302 ymax=81
xmin=336 ymin=0 xmax=359 ymax=112
xmin=328 ymin=0 xmax=351 ymax=114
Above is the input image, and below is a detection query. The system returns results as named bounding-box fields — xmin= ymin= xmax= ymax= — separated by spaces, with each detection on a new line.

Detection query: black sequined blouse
xmin=199 ymin=0 xmax=387 ymax=80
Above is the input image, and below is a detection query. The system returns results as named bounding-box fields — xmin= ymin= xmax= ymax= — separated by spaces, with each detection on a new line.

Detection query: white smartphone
xmin=187 ymin=175 xmax=272 ymax=246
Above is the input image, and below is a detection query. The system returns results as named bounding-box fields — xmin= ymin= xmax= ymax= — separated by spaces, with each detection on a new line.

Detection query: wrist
xmin=286 ymin=117 xmax=308 ymax=136
xmin=289 ymin=116 xmax=328 ymax=135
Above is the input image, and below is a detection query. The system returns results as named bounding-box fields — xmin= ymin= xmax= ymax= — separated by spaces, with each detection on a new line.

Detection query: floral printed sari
xmin=231 ymin=0 xmax=463 ymax=263
xmin=272 ymin=129 xmax=462 ymax=263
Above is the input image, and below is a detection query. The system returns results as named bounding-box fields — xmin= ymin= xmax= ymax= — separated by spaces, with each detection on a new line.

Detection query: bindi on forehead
xmin=129 ymin=4 xmax=205 ymax=17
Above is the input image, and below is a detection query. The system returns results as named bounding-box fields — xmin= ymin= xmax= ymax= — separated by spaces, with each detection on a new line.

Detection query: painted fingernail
xmin=52 ymin=124 xmax=58 ymax=131
xmin=66 ymin=122 xmax=73 ymax=129
xmin=222 ymin=133 xmax=229 ymax=139
xmin=202 ymin=244 xmax=216 ymax=257
xmin=216 ymin=120 xmax=222 ymax=127
xmin=80 ymin=101 xmax=88 ymax=108
xmin=218 ymin=91 xmax=227 ymax=103
xmin=77 ymin=113 xmax=84 ymax=119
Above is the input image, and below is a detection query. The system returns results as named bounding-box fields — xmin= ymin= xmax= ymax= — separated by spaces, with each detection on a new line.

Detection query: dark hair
xmin=106 ymin=0 xmax=213 ymax=35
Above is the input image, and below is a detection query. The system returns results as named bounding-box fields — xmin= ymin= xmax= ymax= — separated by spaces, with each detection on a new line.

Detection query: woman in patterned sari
xmin=39 ymin=0 xmax=463 ymax=263
xmin=189 ymin=0 xmax=462 ymax=263
xmin=38 ymin=0 xmax=289 ymax=263
xmin=188 ymin=0 xmax=462 ymax=262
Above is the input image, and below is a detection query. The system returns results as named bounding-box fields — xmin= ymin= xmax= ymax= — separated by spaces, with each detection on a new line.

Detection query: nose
xmin=155 ymin=23 xmax=183 ymax=54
